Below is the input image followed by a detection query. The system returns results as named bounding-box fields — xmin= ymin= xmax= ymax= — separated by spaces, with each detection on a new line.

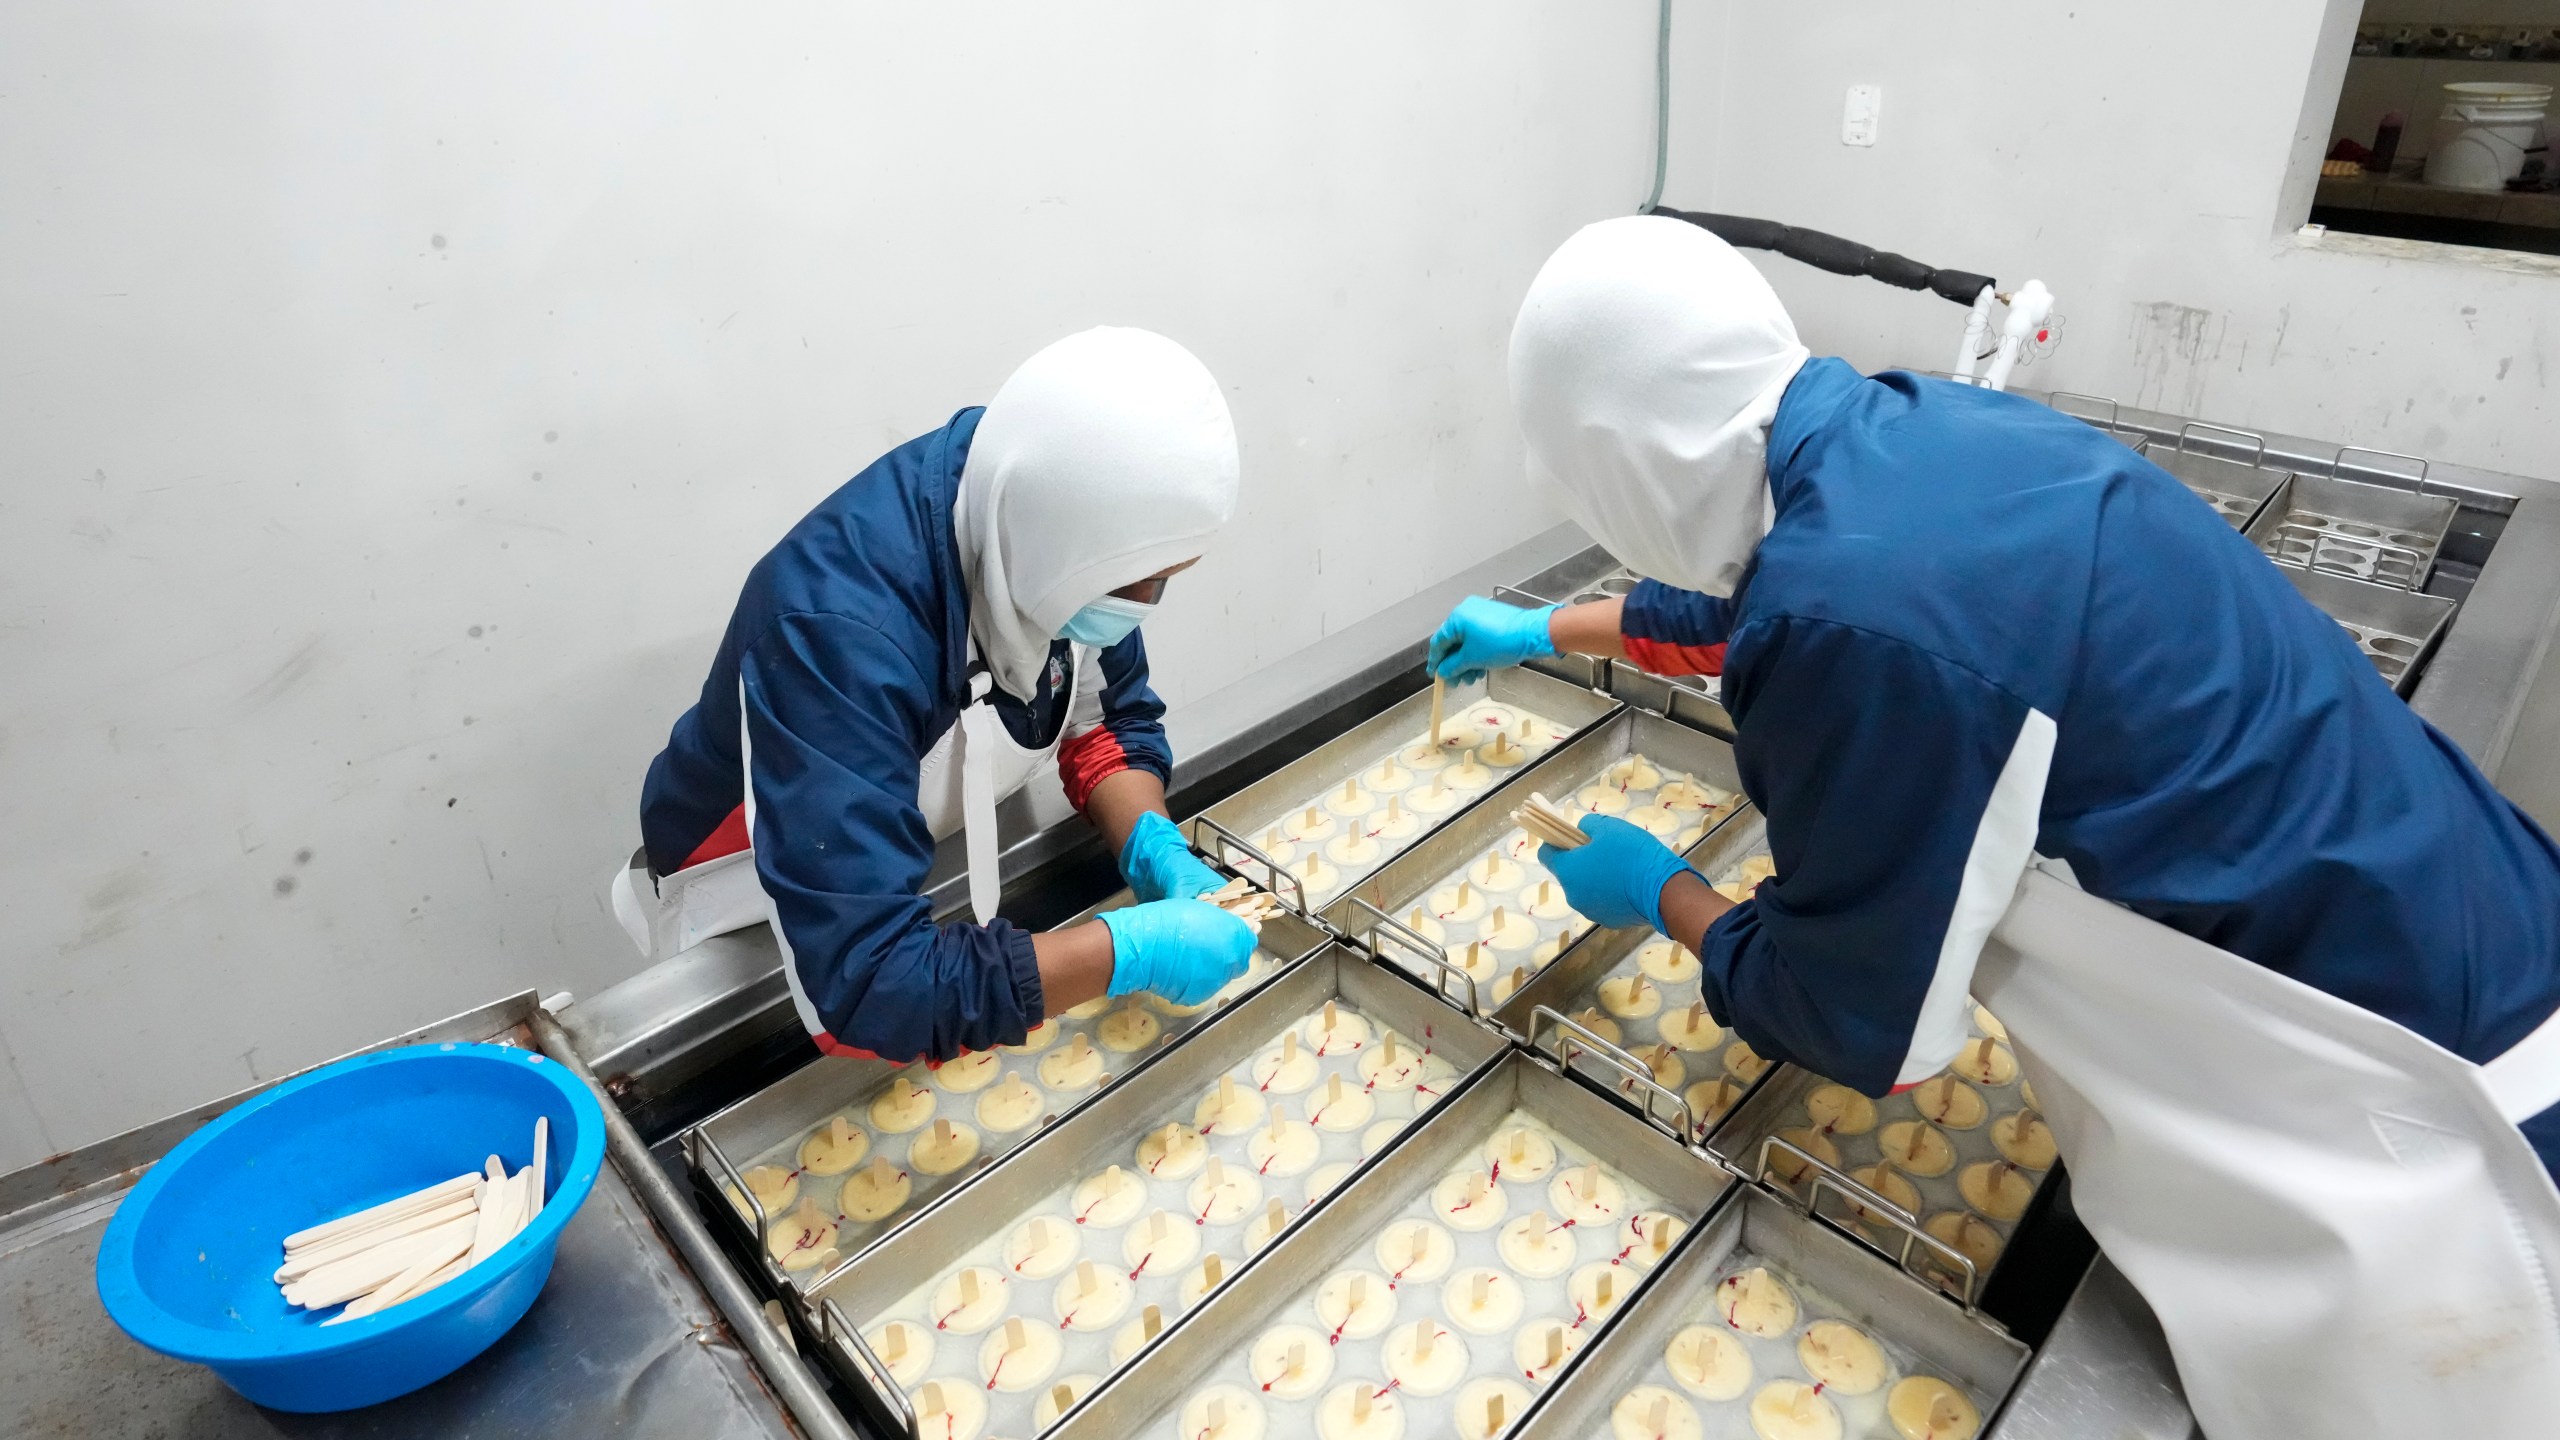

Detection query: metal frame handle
xmin=1191 ymin=814 xmax=1310 ymax=918
xmin=2175 ymin=421 xmax=2267 ymax=467
xmin=2046 ymin=391 xmax=2121 ymax=427
xmin=690 ymin=1126 xmax=769 ymax=1234
xmin=1759 ymin=1135 xmax=1986 ymax=1312
xmin=1492 ymin=582 xmax=1560 ymax=608
xmin=822 ymin=1296 xmax=920 ymax=1439
xmin=2334 ymin=445 xmax=2432 ymax=490
xmin=1529 ymin=1004 xmax=1696 ymax=1146
xmin=1346 ymin=895 xmax=1482 ymax=1018
xmin=690 ymin=1127 xmax=802 ymax=1290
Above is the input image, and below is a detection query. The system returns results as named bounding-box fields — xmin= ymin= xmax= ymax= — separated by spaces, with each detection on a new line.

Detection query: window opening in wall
xmin=2312 ymin=6 xmax=2560 ymax=255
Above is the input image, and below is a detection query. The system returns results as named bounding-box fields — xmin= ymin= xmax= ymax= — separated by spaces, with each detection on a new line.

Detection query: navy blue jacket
xmin=1629 ymin=359 xmax=2560 ymax=1165
xmin=638 ymin=409 xmax=1173 ymax=1062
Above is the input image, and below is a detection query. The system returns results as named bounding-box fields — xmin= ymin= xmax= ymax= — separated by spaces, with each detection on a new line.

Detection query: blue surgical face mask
xmin=1060 ymin=593 xmax=1155 ymax=648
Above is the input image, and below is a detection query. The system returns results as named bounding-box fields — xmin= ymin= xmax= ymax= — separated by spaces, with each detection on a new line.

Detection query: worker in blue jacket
xmin=1431 ymin=219 xmax=2560 ymax=1433
xmin=611 ymin=328 xmax=1255 ymax=1063
xmin=1427 ymin=218 xmax=2560 ymax=1171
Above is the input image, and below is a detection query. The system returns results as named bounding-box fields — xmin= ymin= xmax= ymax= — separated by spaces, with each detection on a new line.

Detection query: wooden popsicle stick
xmin=287 ymin=1214 xmax=477 ymax=1309
xmin=284 ymin=1214 xmax=474 ymax=1305
xmin=277 ymin=1193 xmax=477 ymax=1282
xmin=283 ymin=1172 xmax=477 ymax=1252
xmin=1429 ymin=677 xmax=1445 ymax=748
xmin=395 ymin=1249 xmax=475 ymax=1305
xmin=333 ymin=1223 xmax=474 ymax=1322
xmin=464 ymin=1167 xmax=512 ymax=1266
xmin=1141 ymin=1303 xmax=1163 ymax=1339
xmin=1411 ymin=1317 xmax=1435 ymax=1360
xmin=530 ymin=1116 xmax=548 ymax=1220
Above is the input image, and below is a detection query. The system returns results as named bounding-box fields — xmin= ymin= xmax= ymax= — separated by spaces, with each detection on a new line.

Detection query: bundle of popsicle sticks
xmin=1206 ymin=875 xmax=1283 ymax=929
xmin=274 ymin=1117 xmax=549 ymax=1325
xmin=1512 ymin=792 xmax=1592 ymax=851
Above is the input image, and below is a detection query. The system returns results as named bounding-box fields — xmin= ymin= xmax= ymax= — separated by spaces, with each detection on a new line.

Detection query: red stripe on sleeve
xmin=1624 ymin=635 xmax=1729 ymax=677
xmin=679 ymin=803 xmax=753 ymax=869
xmin=810 ymin=1031 xmax=892 ymax=1062
xmin=1057 ymin=727 xmax=1134 ymax=811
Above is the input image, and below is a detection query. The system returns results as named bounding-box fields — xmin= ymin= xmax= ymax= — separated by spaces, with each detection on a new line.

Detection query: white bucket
xmin=2422 ymin=81 xmax=2551 ymax=191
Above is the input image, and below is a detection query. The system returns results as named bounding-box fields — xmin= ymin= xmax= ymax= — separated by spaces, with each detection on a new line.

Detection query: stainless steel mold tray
xmin=2245 ymin=471 xmax=2460 ymax=591
xmin=1186 ymin=667 xmax=1620 ymax=917
xmin=2151 ymin=423 xmax=2291 ymax=531
xmin=1497 ymin=810 xmax=1782 ymax=1145
xmin=2046 ymin=391 xmax=2156 ymax=457
xmin=1711 ymin=998 xmax=2050 ymax=1304
xmin=1047 ymin=1047 xmax=1737 ymax=1440
xmin=2282 ymin=565 xmax=2458 ymax=696
xmin=806 ymin=943 xmax=1513 ymax=1439
xmin=1508 ymin=1185 xmax=2029 ymax=1440
xmin=1321 ymin=707 xmax=1750 ymax=1025
xmin=687 ymin=904 xmax=1333 ymax=1292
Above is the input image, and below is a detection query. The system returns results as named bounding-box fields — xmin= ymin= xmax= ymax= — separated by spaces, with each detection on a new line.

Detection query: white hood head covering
xmin=955 ymin=327 xmax=1239 ymax=696
xmin=1508 ymin=216 xmax=1811 ymax=596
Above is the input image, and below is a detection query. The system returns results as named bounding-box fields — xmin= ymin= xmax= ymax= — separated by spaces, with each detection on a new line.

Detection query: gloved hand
xmin=1427 ymin=596 xmax=1558 ymax=685
xmin=1538 ymin=814 xmax=1697 ymax=933
xmin=1098 ymin=899 xmax=1255 ymax=1006
xmin=1119 ymin=811 xmax=1225 ymax=903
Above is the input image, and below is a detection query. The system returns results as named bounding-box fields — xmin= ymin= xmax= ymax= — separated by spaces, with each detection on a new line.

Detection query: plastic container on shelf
xmin=2422 ymin=81 xmax=2552 ymax=191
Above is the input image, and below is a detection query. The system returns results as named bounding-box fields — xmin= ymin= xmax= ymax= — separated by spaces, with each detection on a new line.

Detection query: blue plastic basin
xmin=95 ymin=1041 xmax=605 ymax=1412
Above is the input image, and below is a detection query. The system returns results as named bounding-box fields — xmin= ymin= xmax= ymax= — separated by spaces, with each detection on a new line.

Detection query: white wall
xmin=1680 ymin=1 xmax=2560 ymax=473
xmin=0 ymin=2 xmax=1665 ymax=1168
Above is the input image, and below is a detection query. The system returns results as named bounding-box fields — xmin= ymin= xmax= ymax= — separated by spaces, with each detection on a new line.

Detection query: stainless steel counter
xmin=0 ymin=995 xmax=807 ymax=1440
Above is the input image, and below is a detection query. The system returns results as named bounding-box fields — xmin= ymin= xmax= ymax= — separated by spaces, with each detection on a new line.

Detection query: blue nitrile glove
xmin=1099 ymin=899 xmax=1256 ymax=1006
xmin=1538 ymin=814 xmax=1696 ymax=933
xmin=1427 ymin=596 xmax=1559 ymax=685
xmin=1120 ymin=811 xmax=1225 ymax=903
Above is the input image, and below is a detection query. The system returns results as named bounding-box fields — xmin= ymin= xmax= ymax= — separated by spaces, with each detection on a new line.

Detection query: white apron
xmin=1973 ymin=866 xmax=2560 ymax=1440
xmin=608 ymin=644 xmax=1083 ymax=967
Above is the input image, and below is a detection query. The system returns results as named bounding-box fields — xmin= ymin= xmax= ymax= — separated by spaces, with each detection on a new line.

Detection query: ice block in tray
xmin=1327 ymin=708 xmax=1746 ymax=1022
xmin=1189 ymin=668 xmax=1620 ymax=916
xmin=804 ymin=945 xmax=1514 ymax=1439
xmin=690 ymin=907 xmax=1332 ymax=1287
xmin=1719 ymin=1002 xmax=2051 ymax=1301
xmin=1498 ymin=809 xmax=1779 ymax=1143
xmin=1509 ymin=1186 xmax=2029 ymax=1440
xmin=1049 ymin=1049 xmax=1735 ymax=1440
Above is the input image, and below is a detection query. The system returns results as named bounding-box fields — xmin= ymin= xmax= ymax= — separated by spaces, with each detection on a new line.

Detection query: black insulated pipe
xmin=1649 ymin=207 xmax=1996 ymax=307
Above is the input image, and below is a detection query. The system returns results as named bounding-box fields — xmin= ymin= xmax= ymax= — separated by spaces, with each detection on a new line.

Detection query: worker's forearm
xmin=1547 ymin=597 xmax=1630 ymax=662
xmin=1031 ymin=919 xmax=1116 ymax=1019
xmin=1657 ymin=870 xmax=1736 ymax=953
xmin=1082 ymin=767 xmax=1170 ymax=860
